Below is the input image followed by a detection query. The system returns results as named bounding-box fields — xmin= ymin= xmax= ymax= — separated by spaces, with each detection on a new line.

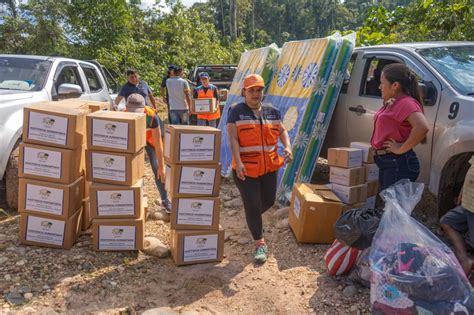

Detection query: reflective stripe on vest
xmin=197 ymin=86 xmax=220 ymax=121
xmin=232 ymin=112 xmax=284 ymax=178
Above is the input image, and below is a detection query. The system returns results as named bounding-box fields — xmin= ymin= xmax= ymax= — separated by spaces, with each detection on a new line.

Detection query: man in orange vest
xmin=193 ymin=72 xmax=220 ymax=128
xmin=126 ymin=94 xmax=171 ymax=212
xmin=227 ymin=74 xmax=292 ymax=263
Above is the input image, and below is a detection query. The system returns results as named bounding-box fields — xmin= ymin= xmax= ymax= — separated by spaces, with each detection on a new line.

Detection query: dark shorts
xmin=440 ymin=206 xmax=474 ymax=246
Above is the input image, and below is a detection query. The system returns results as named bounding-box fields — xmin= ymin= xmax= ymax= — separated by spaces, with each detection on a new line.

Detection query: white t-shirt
xmin=166 ymin=77 xmax=190 ymax=110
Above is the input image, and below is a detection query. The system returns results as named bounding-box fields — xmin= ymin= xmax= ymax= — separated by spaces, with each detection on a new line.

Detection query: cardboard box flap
xmin=169 ymin=125 xmax=219 ymax=132
xmin=316 ymin=189 xmax=341 ymax=203
xmin=88 ymin=110 xmax=145 ymax=121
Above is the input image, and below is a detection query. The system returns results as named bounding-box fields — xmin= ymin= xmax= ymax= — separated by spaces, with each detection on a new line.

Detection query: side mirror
xmin=419 ymin=81 xmax=437 ymax=107
xmin=58 ymin=83 xmax=82 ymax=97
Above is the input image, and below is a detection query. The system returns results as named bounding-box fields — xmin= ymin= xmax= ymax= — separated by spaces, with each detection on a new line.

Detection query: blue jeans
xmin=374 ymin=149 xmax=420 ymax=191
xmin=169 ymin=110 xmax=189 ymax=125
xmin=197 ymin=119 xmax=217 ymax=128
xmin=145 ymin=143 xmax=168 ymax=202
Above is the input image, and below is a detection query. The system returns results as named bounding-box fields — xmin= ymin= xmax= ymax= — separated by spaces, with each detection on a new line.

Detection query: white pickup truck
xmin=324 ymin=42 xmax=474 ymax=216
xmin=0 ymin=54 xmax=118 ymax=209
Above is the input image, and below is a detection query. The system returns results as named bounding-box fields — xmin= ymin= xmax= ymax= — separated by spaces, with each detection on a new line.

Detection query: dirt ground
xmin=0 ymin=157 xmax=440 ymax=315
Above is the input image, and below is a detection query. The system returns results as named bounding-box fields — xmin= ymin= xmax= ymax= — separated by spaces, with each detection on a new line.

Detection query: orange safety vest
xmin=196 ymin=86 xmax=220 ymax=121
xmin=231 ymin=113 xmax=284 ymax=178
xmin=144 ymin=106 xmax=157 ymax=146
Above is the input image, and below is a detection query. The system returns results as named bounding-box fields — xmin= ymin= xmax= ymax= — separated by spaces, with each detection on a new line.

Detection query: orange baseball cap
xmin=243 ymin=74 xmax=265 ymax=89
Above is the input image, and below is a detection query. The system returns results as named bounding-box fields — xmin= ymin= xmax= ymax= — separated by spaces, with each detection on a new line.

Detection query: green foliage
xmin=357 ymin=0 xmax=474 ymax=46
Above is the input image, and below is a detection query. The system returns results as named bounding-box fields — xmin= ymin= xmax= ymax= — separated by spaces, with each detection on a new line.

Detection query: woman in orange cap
xmin=227 ymin=74 xmax=292 ymax=263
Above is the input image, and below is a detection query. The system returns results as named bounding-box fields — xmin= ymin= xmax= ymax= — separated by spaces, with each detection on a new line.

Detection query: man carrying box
xmin=193 ymin=72 xmax=220 ymax=128
xmin=126 ymin=94 xmax=171 ymax=212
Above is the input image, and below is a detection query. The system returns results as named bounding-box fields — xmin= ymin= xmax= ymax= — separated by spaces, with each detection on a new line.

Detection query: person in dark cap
xmin=125 ymin=93 xmax=171 ymax=212
xmin=193 ymin=72 xmax=220 ymax=128
xmin=114 ymin=69 xmax=157 ymax=110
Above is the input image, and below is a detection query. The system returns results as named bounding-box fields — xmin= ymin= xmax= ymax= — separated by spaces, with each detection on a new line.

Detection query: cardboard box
xmin=164 ymin=125 xmax=221 ymax=164
xmin=330 ymin=183 xmax=368 ymax=205
xmin=170 ymin=196 xmax=220 ymax=230
xmin=170 ymin=226 xmax=225 ymax=266
xmin=289 ymin=183 xmax=343 ymax=244
xmin=19 ymin=143 xmax=84 ymax=184
xmin=367 ymin=181 xmax=379 ymax=197
xmin=92 ymin=212 xmax=145 ymax=251
xmin=85 ymin=149 xmax=144 ymax=186
xmin=54 ymin=99 xmax=110 ymax=113
xmin=364 ymin=195 xmax=376 ymax=209
xmin=18 ymin=177 xmax=84 ymax=219
xmin=87 ymin=110 xmax=146 ymax=153
xmin=23 ymin=103 xmax=87 ymax=149
xmin=82 ymin=197 xmax=92 ymax=230
xmin=165 ymin=164 xmax=221 ymax=198
xmin=329 ymin=166 xmax=365 ymax=186
xmin=364 ymin=163 xmax=379 ymax=182
xmin=350 ymin=142 xmax=375 ymax=164
xmin=89 ymin=179 xmax=144 ymax=219
xmin=462 ymin=156 xmax=474 ymax=212
xmin=19 ymin=207 xmax=82 ymax=249
xmin=328 ymin=148 xmax=363 ymax=168
xmin=190 ymin=98 xmax=217 ymax=115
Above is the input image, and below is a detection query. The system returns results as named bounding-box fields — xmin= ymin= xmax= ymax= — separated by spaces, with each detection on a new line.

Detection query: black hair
xmin=382 ymin=63 xmax=423 ymax=108
xmin=126 ymin=69 xmax=137 ymax=76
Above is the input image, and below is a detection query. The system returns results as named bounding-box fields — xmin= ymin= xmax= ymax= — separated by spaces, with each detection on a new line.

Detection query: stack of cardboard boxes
xmin=18 ymin=103 xmax=87 ymax=249
xmin=327 ymin=147 xmax=368 ymax=208
xmin=165 ymin=125 xmax=224 ymax=266
xmin=350 ymin=142 xmax=379 ymax=208
xmin=85 ymin=111 xmax=146 ymax=251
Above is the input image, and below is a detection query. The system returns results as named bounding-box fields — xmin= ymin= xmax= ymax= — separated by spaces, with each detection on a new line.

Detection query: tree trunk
xmin=251 ymin=0 xmax=255 ymax=44
xmin=220 ymin=0 xmax=226 ymax=36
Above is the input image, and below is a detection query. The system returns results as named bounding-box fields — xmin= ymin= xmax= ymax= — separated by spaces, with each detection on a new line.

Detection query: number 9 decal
xmin=448 ymin=102 xmax=459 ymax=120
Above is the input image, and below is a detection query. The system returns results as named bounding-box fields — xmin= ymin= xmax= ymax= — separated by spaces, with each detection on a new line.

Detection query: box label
xmin=92 ymin=119 xmax=129 ymax=150
xmin=28 ymin=112 xmax=68 ymax=145
xmin=91 ymin=152 xmax=126 ymax=182
xmin=176 ymin=199 xmax=215 ymax=226
xmin=98 ymin=225 xmax=136 ymax=250
xmin=97 ymin=190 xmax=135 ymax=216
xmin=348 ymin=152 xmax=363 ymax=168
xmin=183 ymin=234 xmax=218 ymax=262
xmin=330 ymin=168 xmax=350 ymax=185
xmin=23 ymin=147 xmax=62 ymax=179
xmin=294 ymin=196 xmax=301 ymax=218
xmin=179 ymin=134 xmax=216 ymax=161
xmin=194 ymin=99 xmax=212 ymax=113
xmin=25 ymin=184 xmax=64 ymax=216
xmin=164 ymin=131 xmax=171 ymax=158
xmin=179 ymin=167 xmax=216 ymax=195
xmin=25 ymin=215 xmax=65 ymax=246
xmin=365 ymin=164 xmax=379 ymax=182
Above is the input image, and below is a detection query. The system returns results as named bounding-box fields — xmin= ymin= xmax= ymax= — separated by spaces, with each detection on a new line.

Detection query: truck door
xmin=79 ymin=63 xmax=111 ymax=102
xmin=346 ymin=51 xmax=441 ymax=184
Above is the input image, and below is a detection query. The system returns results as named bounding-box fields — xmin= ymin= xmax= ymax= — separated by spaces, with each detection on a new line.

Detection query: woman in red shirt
xmin=371 ymin=63 xmax=429 ymax=190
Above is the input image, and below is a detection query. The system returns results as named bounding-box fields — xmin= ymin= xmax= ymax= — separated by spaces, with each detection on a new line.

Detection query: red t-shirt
xmin=371 ymin=95 xmax=423 ymax=149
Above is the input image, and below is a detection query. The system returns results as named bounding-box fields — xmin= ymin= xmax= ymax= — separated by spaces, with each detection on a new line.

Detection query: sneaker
xmin=162 ymin=199 xmax=172 ymax=214
xmin=254 ymin=244 xmax=268 ymax=263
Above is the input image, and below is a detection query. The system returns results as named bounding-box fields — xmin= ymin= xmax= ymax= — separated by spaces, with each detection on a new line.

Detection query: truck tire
xmin=5 ymin=141 xmax=20 ymax=211
xmin=437 ymin=153 xmax=472 ymax=217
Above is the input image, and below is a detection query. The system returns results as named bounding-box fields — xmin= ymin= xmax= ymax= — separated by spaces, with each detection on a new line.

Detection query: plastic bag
xmin=369 ymin=179 xmax=473 ymax=314
xmin=324 ymin=239 xmax=360 ymax=276
xmin=334 ymin=208 xmax=383 ymax=249
xmin=348 ymin=248 xmax=371 ymax=287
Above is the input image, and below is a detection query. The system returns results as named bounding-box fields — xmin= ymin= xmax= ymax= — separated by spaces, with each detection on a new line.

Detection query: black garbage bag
xmin=334 ymin=208 xmax=383 ymax=249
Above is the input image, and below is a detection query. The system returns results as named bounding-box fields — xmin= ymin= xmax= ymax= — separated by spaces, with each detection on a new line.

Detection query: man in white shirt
xmin=166 ymin=66 xmax=191 ymax=125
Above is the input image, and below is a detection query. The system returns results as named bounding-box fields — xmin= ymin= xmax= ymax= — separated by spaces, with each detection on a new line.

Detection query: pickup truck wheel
xmin=437 ymin=153 xmax=472 ymax=217
xmin=5 ymin=142 xmax=20 ymax=211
